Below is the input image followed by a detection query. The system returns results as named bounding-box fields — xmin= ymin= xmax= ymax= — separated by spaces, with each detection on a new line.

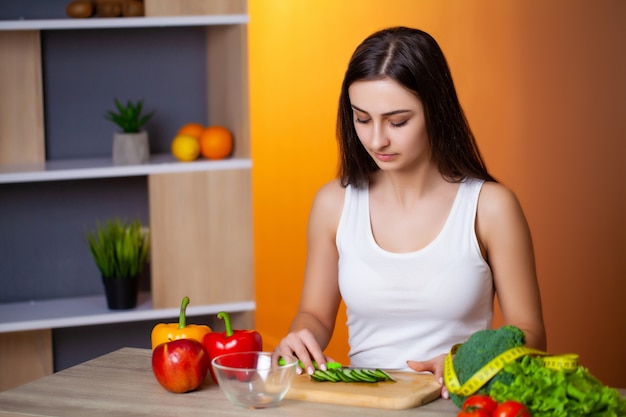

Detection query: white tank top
xmin=336 ymin=178 xmax=493 ymax=370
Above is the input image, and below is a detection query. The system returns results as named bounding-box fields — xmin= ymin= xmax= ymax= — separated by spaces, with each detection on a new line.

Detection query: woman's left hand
xmin=406 ymin=353 xmax=449 ymax=399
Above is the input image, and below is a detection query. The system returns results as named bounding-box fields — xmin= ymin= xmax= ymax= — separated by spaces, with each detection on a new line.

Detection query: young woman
xmin=273 ymin=27 xmax=546 ymax=398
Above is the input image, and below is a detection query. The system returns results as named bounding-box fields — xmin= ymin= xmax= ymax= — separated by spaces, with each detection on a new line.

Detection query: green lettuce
xmin=490 ymin=356 xmax=626 ymax=417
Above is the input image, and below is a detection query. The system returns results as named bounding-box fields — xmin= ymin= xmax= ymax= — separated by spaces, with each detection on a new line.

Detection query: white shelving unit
xmin=0 ymin=293 xmax=255 ymax=333
xmin=0 ymin=15 xmax=248 ymax=31
xmin=0 ymin=154 xmax=251 ymax=184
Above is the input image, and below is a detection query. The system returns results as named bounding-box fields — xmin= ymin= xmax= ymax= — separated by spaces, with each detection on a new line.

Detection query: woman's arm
xmin=477 ymin=182 xmax=547 ymax=350
xmin=273 ymin=180 xmax=345 ymax=374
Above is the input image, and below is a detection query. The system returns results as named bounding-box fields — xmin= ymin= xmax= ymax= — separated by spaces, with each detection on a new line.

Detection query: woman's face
xmin=348 ymin=77 xmax=430 ymax=171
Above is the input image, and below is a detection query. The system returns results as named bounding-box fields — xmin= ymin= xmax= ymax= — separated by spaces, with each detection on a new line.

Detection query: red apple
xmin=152 ymin=339 xmax=209 ymax=393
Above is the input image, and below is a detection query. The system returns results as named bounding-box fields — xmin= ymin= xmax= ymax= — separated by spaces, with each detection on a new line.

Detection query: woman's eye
xmin=355 ymin=117 xmax=370 ymax=124
xmin=390 ymin=120 xmax=408 ymax=127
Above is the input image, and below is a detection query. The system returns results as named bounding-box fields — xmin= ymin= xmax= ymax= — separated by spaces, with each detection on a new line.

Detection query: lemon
xmin=171 ymin=135 xmax=200 ymax=162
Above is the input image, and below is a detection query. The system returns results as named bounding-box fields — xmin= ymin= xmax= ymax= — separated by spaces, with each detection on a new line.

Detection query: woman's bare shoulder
xmin=309 ymin=179 xmax=346 ymax=226
xmin=313 ymin=179 xmax=345 ymax=205
xmin=478 ymin=181 xmax=523 ymax=215
xmin=477 ymin=180 xmax=530 ymax=241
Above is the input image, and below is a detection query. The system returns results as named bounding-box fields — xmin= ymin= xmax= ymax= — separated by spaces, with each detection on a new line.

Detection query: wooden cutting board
xmin=285 ymin=371 xmax=441 ymax=409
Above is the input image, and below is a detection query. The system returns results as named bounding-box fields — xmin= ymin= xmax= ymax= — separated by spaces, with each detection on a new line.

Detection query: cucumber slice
xmin=310 ymin=372 xmax=327 ymax=382
xmin=361 ymin=369 xmax=382 ymax=380
xmin=334 ymin=369 xmax=352 ymax=382
xmin=374 ymin=369 xmax=396 ymax=382
xmin=311 ymin=370 xmax=328 ymax=381
xmin=329 ymin=370 xmax=343 ymax=382
xmin=342 ymin=368 xmax=358 ymax=382
xmin=350 ymin=369 xmax=378 ymax=383
xmin=318 ymin=369 xmax=341 ymax=382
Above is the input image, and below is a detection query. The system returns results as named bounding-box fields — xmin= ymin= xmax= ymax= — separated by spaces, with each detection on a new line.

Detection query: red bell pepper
xmin=203 ymin=311 xmax=263 ymax=383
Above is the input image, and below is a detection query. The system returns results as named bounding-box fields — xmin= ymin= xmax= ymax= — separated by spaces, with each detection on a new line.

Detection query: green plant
xmin=87 ymin=218 xmax=149 ymax=278
xmin=105 ymin=99 xmax=154 ymax=133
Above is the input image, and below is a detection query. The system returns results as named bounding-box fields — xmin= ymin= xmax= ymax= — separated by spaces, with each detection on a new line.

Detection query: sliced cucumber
xmin=310 ymin=372 xmax=327 ymax=382
xmin=361 ymin=369 xmax=382 ymax=380
xmin=342 ymin=368 xmax=358 ymax=382
xmin=311 ymin=370 xmax=330 ymax=381
xmin=322 ymin=370 xmax=342 ymax=382
xmin=374 ymin=369 xmax=396 ymax=382
xmin=335 ymin=369 xmax=353 ymax=382
xmin=350 ymin=369 xmax=378 ymax=382
xmin=312 ymin=369 xmax=340 ymax=382
xmin=310 ymin=367 xmax=396 ymax=383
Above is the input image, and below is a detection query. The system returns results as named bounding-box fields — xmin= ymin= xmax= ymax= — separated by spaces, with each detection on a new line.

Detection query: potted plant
xmin=105 ymin=98 xmax=154 ymax=165
xmin=87 ymin=218 xmax=150 ymax=310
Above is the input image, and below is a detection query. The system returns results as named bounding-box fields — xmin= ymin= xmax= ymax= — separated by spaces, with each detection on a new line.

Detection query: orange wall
xmin=248 ymin=0 xmax=626 ymax=387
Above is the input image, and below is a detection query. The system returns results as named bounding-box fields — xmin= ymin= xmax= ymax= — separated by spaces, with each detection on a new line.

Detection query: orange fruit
xmin=177 ymin=122 xmax=205 ymax=140
xmin=199 ymin=126 xmax=233 ymax=160
xmin=171 ymin=134 xmax=200 ymax=162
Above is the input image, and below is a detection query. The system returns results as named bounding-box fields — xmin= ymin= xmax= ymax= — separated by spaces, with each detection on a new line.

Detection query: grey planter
xmin=112 ymin=131 xmax=150 ymax=165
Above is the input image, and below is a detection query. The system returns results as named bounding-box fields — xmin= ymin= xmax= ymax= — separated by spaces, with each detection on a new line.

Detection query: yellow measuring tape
xmin=444 ymin=344 xmax=579 ymax=396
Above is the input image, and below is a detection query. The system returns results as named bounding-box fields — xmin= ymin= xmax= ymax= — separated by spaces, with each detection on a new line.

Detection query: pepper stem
xmin=217 ymin=311 xmax=233 ymax=337
xmin=178 ymin=296 xmax=190 ymax=329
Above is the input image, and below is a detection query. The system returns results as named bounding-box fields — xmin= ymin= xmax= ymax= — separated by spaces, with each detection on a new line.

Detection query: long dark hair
xmin=337 ymin=27 xmax=496 ymax=186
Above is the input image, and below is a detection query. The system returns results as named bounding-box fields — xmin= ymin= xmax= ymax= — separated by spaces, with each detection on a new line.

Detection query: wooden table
xmin=0 ymin=347 xmax=459 ymax=416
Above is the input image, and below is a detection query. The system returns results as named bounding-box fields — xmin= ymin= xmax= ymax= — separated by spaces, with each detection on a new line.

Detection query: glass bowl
xmin=211 ymin=351 xmax=298 ymax=409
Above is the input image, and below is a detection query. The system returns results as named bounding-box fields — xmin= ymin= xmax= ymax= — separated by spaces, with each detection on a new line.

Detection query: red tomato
xmin=493 ymin=400 xmax=532 ymax=417
xmin=462 ymin=395 xmax=498 ymax=414
xmin=457 ymin=409 xmax=491 ymax=417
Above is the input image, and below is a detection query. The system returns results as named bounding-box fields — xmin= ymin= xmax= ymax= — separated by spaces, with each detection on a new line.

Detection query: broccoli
xmin=449 ymin=325 xmax=526 ymax=407
xmin=448 ymin=325 xmax=626 ymax=416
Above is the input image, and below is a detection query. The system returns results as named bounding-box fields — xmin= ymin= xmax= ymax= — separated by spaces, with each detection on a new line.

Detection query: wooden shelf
xmin=0 ymin=15 xmax=248 ymax=31
xmin=0 ymin=154 xmax=251 ymax=184
xmin=0 ymin=292 xmax=255 ymax=333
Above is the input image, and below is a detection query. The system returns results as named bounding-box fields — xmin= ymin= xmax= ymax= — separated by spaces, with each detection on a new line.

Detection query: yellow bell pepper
xmin=151 ymin=296 xmax=212 ymax=350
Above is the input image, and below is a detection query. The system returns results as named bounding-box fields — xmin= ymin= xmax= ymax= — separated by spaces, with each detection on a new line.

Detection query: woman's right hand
xmin=273 ymin=328 xmax=331 ymax=375
xmin=407 ymin=354 xmax=448 ymax=399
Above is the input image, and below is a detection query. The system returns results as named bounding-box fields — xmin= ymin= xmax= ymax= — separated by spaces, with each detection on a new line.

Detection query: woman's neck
xmin=370 ymin=162 xmax=447 ymax=208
